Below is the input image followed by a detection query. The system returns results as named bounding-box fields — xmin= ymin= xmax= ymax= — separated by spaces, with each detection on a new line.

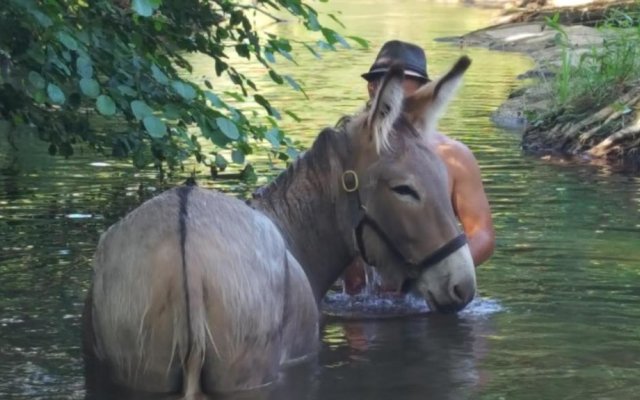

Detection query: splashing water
xmin=322 ymin=291 xmax=503 ymax=319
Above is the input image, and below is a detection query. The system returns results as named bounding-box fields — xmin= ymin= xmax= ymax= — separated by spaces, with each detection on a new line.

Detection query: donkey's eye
xmin=391 ymin=185 xmax=420 ymax=200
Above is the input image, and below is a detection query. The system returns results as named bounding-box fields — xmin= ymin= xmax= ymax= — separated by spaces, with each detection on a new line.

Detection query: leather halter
xmin=342 ymin=170 xmax=467 ymax=277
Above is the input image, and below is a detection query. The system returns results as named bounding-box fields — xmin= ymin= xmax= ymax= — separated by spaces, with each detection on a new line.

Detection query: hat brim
xmin=361 ymin=68 xmax=429 ymax=82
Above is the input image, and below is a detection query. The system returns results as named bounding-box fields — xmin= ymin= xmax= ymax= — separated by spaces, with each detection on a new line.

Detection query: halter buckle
xmin=341 ymin=170 xmax=359 ymax=193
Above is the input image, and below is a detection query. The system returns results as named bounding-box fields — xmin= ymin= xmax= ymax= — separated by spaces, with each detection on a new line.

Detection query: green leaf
xmin=60 ymin=142 xmax=74 ymax=157
xmin=143 ymin=116 xmax=166 ymax=138
xmin=77 ymin=57 xmax=93 ymax=79
xmin=57 ymin=31 xmax=78 ymax=51
xmin=240 ymin=164 xmax=257 ymax=183
xmin=215 ymin=60 xmax=228 ymax=76
xmin=286 ymin=146 xmax=299 ymax=159
xmin=268 ymin=70 xmax=284 ymax=85
xmin=347 ymin=35 xmax=370 ymax=49
xmin=29 ymin=9 xmax=53 ymax=28
xmin=163 ymin=104 xmax=181 ymax=119
xmin=132 ymin=0 xmax=161 ymax=17
xmin=117 ymin=85 xmax=137 ymax=97
xmin=264 ymin=51 xmax=276 ymax=63
xmin=285 ymin=110 xmax=302 ymax=122
xmin=205 ymin=91 xmax=224 ymax=108
xmin=33 ymin=90 xmax=47 ymax=104
xmin=284 ymin=75 xmax=303 ymax=92
xmin=133 ymin=143 xmax=150 ymax=169
xmin=131 ymin=100 xmax=153 ymax=120
xmin=224 ymin=91 xmax=245 ymax=102
xmin=232 ymin=149 xmax=245 ymax=164
xmin=328 ymin=13 xmax=346 ymax=29
xmin=172 ymin=80 xmax=197 ymax=101
xmin=302 ymin=43 xmax=322 ymax=59
xmin=96 ymin=95 xmax=116 ymax=116
xmin=80 ymin=78 xmax=100 ymax=98
xmin=151 ymin=64 xmax=169 ymax=85
xmin=215 ymin=154 xmax=228 ymax=170
xmin=278 ymin=49 xmax=295 ymax=63
xmin=28 ymin=71 xmax=45 ymax=89
xmin=216 ymin=117 xmax=240 ymax=140
xmin=333 ymin=33 xmax=351 ymax=49
xmin=254 ymin=94 xmax=280 ymax=119
xmin=235 ymin=44 xmax=250 ymax=58
xmin=317 ymin=40 xmax=333 ymax=51
xmin=306 ymin=10 xmax=321 ymax=30
xmin=265 ymin=127 xmax=281 ymax=149
xmin=47 ymin=83 xmax=66 ymax=105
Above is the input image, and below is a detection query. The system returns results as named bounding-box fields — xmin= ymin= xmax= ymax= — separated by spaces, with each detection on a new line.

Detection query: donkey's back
xmin=84 ymin=186 xmax=318 ymax=397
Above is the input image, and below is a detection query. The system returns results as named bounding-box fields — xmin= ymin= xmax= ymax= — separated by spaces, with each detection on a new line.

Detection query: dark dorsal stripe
xmin=177 ymin=184 xmax=195 ymax=375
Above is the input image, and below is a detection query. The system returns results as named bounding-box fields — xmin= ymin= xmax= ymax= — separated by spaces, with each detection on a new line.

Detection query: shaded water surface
xmin=2 ymin=1 xmax=640 ymax=399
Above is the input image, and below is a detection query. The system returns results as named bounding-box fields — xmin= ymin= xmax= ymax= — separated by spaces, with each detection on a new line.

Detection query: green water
xmin=2 ymin=1 xmax=640 ymax=399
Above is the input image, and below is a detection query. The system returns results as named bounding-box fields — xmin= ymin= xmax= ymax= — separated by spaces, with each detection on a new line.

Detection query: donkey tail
xmin=177 ymin=184 xmax=207 ymax=398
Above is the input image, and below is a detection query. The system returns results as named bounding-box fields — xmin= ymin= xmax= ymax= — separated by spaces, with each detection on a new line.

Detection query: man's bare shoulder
xmin=431 ymin=132 xmax=479 ymax=171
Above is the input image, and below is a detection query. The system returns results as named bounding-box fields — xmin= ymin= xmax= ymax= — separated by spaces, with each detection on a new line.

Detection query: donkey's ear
xmin=404 ymin=56 xmax=471 ymax=135
xmin=367 ymin=63 xmax=405 ymax=154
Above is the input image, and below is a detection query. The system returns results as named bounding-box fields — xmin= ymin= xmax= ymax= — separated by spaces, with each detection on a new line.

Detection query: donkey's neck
xmin=249 ymin=129 xmax=355 ymax=303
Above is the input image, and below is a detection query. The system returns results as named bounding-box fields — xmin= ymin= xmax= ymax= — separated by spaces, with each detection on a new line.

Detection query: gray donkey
xmin=83 ymin=57 xmax=477 ymax=398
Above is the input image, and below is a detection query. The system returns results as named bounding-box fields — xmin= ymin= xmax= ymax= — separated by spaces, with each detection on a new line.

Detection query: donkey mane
xmin=252 ymin=125 xmax=350 ymax=203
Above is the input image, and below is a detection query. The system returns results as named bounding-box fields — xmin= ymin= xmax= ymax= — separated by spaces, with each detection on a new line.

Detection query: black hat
xmin=361 ymin=40 xmax=430 ymax=82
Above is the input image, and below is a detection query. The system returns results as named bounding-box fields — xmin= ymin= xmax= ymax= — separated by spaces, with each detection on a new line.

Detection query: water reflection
xmin=315 ymin=315 xmax=495 ymax=400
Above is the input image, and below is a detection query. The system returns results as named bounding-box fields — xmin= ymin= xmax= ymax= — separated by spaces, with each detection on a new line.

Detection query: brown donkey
xmin=84 ymin=57 xmax=476 ymax=398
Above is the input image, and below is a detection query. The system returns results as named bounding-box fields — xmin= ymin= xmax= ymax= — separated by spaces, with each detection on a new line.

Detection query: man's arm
xmin=447 ymin=141 xmax=495 ymax=267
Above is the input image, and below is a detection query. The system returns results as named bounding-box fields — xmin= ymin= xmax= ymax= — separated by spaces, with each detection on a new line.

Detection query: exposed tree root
xmin=523 ymin=85 xmax=640 ymax=166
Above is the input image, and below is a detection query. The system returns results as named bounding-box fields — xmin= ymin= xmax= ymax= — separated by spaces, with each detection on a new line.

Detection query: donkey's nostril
xmin=452 ymin=284 xmax=463 ymax=302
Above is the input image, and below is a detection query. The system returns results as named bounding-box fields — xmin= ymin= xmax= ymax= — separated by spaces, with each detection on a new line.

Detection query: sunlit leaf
xmin=265 ymin=127 xmax=281 ymax=149
xmin=131 ymin=100 xmax=153 ymax=121
xmin=215 ymin=154 xmax=228 ymax=170
xmin=285 ymin=110 xmax=302 ymax=122
xmin=172 ymin=80 xmax=197 ymax=101
xmin=151 ymin=64 xmax=169 ymax=85
xmin=57 ymin=31 xmax=77 ymax=50
xmin=132 ymin=0 xmax=161 ymax=17
xmin=302 ymin=43 xmax=321 ymax=59
xmin=79 ymin=78 xmax=100 ymax=98
xmin=265 ymin=51 xmax=276 ymax=63
xmin=286 ymin=146 xmax=299 ymax=159
xmin=284 ymin=75 xmax=303 ymax=93
xmin=96 ymin=95 xmax=116 ymax=116
xmin=76 ymin=56 xmax=93 ymax=78
xmin=347 ymin=35 xmax=370 ymax=49
xmin=231 ymin=149 xmax=245 ymax=164
xmin=143 ymin=115 xmax=166 ymax=138
xmin=47 ymin=83 xmax=65 ymax=105
xmin=216 ymin=117 xmax=240 ymax=140
xmin=117 ymin=85 xmax=137 ymax=97
xmin=205 ymin=91 xmax=225 ymax=108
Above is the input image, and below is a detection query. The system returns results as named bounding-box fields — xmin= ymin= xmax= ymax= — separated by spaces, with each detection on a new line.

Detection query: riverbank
xmin=438 ymin=1 xmax=640 ymax=169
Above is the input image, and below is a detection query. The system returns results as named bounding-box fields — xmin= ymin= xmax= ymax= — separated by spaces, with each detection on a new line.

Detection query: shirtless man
xmin=344 ymin=40 xmax=495 ymax=294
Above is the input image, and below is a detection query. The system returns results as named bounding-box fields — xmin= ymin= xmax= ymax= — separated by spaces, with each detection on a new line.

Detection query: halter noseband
xmin=342 ymin=170 xmax=467 ymax=277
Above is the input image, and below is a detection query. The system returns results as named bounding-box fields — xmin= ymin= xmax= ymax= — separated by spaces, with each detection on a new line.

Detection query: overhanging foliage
xmin=0 ymin=0 xmax=365 ymax=173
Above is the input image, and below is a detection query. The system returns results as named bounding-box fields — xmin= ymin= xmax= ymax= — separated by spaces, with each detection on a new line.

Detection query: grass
xmin=546 ymin=8 xmax=640 ymax=116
